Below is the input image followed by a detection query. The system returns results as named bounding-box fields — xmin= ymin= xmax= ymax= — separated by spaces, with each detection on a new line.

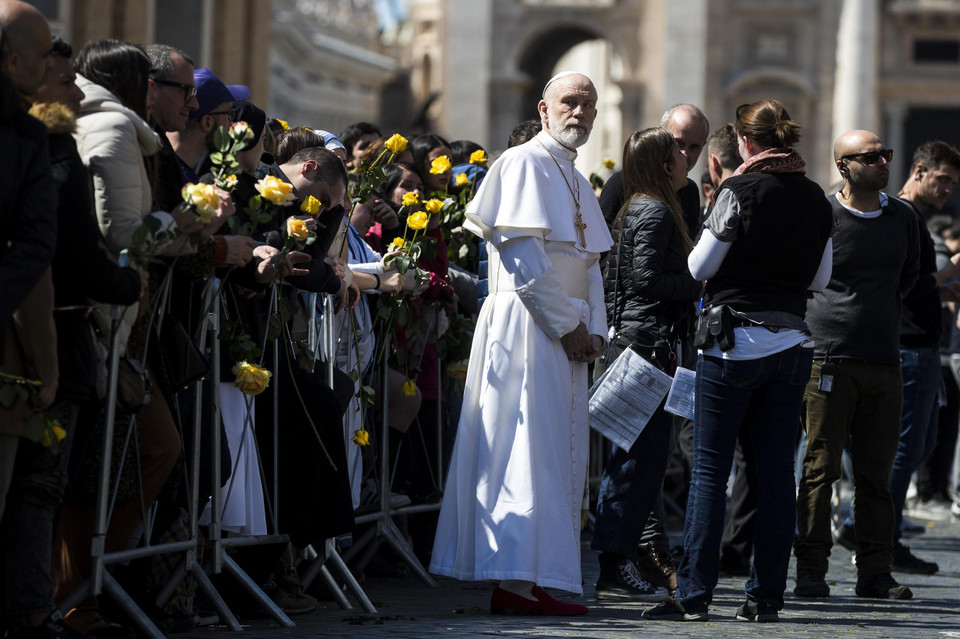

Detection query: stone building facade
xmin=31 ymin=0 xmax=273 ymax=105
xmin=405 ymin=0 xmax=960 ymax=207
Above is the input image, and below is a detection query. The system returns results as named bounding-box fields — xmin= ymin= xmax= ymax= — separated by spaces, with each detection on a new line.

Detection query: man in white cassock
xmin=429 ymin=72 xmax=613 ymax=616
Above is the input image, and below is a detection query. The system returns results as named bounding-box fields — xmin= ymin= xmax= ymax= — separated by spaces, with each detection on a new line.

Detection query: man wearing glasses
xmin=163 ymin=67 xmax=249 ymax=184
xmin=795 ymin=130 xmax=922 ymax=600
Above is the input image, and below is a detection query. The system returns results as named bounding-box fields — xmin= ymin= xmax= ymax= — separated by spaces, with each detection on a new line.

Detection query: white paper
xmin=588 ymin=348 xmax=673 ymax=451
xmin=664 ymin=367 xmax=696 ymax=420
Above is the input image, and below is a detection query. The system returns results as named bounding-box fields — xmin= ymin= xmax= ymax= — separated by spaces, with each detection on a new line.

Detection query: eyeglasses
xmin=840 ymin=149 xmax=894 ymax=165
xmin=154 ymin=79 xmax=197 ymax=102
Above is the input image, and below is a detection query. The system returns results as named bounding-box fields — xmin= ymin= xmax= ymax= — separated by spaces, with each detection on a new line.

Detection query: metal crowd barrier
xmin=61 ymin=260 xmax=454 ymax=636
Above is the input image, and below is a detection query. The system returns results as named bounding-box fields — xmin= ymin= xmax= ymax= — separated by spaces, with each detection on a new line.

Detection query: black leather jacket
xmin=605 ymin=196 xmax=699 ymax=348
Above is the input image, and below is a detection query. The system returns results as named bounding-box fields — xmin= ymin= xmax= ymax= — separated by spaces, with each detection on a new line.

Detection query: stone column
xmin=662 ymin=0 xmax=707 ymax=110
xmin=444 ymin=0 xmax=493 ymax=146
xmin=616 ymin=79 xmax=645 ymax=136
xmin=884 ymin=100 xmax=909 ymax=189
xmin=832 ymin=0 xmax=880 ymax=142
xmin=488 ymin=72 xmax=532 ymax=154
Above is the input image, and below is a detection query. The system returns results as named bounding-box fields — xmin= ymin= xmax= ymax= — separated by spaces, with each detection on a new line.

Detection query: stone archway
xmin=515 ymin=24 xmax=608 ymax=122
xmin=433 ymin=0 xmax=707 ymax=160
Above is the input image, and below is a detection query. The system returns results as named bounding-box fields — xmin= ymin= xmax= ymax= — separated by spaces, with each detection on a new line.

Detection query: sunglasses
xmin=154 ymin=79 xmax=197 ymax=102
xmin=840 ymin=149 xmax=894 ymax=165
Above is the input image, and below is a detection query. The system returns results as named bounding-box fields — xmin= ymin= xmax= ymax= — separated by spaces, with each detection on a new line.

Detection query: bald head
xmin=834 ymin=129 xmax=890 ymax=196
xmin=660 ymin=104 xmax=709 ymax=172
xmin=538 ymin=73 xmax=598 ymax=150
xmin=0 ymin=0 xmax=52 ymax=96
xmin=834 ymin=129 xmax=882 ymax=162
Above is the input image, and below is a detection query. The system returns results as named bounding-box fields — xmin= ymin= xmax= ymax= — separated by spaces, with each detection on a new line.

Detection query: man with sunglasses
xmin=830 ymin=142 xmax=960 ymax=578
xmin=795 ymin=130 xmax=921 ymax=600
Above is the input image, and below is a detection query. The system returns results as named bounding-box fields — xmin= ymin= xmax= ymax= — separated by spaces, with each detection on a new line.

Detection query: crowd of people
xmin=3 ymin=0 xmax=960 ymax=634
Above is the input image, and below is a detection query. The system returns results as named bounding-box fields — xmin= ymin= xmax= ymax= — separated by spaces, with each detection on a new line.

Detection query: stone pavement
xmin=182 ymin=510 xmax=960 ymax=639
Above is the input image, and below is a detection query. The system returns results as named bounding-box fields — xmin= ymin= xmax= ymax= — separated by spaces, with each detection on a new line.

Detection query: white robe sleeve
xmin=499 ymin=236 xmax=580 ymax=340
xmin=585 ymin=255 xmax=607 ymax=342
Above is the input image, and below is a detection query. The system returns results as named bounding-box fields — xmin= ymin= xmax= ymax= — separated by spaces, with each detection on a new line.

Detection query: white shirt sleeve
xmin=808 ymin=237 xmax=833 ymax=291
xmin=688 ymin=229 xmax=732 ymax=281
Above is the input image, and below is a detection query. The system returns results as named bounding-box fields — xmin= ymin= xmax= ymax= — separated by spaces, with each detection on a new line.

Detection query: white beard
xmin=552 ymin=124 xmax=590 ymax=149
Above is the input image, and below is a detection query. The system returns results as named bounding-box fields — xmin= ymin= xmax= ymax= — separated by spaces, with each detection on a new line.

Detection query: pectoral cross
xmin=574 ymin=210 xmax=587 ymax=249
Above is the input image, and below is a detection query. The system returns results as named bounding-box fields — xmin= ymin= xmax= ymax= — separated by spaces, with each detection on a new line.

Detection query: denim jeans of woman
xmin=677 ymin=344 xmax=812 ymax=611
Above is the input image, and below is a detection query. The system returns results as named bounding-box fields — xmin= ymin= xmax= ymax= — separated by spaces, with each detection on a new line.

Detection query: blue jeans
xmin=677 ymin=345 xmax=812 ymax=611
xmin=890 ymin=347 xmax=941 ymax=537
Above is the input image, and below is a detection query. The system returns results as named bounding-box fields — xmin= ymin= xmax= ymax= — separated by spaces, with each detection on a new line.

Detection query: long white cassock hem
xmin=429 ymin=291 xmax=590 ymax=594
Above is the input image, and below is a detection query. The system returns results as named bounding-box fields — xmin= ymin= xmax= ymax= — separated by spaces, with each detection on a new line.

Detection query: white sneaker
xmin=905 ymin=497 xmax=954 ymax=522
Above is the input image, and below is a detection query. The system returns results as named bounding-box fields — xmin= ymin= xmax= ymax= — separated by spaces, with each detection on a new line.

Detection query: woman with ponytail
xmin=591 ymin=127 xmax=700 ymax=601
xmin=643 ymin=99 xmax=833 ymax=623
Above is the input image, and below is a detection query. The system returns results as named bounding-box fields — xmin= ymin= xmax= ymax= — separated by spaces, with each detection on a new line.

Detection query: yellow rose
xmin=402 ymin=379 xmax=417 ymax=397
xmin=286 ymin=217 xmax=310 ymax=241
xmin=388 ymin=237 xmax=406 ymax=252
xmin=424 ymin=198 xmax=443 ymax=215
xmin=407 ymin=211 xmax=429 ymax=231
xmin=232 ymin=361 xmax=272 ymax=396
xmin=222 ymin=174 xmax=238 ymax=190
xmin=300 ymin=195 xmax=321 ymax=216
xmin=455 ymin=173 xmax=470 ymax=187
xmin=602 ymin=157 xmax=616 ymax=170
xmin=181 ymin=183 xmax=219 ymax=223
xmin=52 ymin=424 xmax=67 ymax=442
xmin=255 ymin=175 xmax=296 ymax=206
xmin=276 ymin=119 xmax=290 ymax=130
xmin=352 ymin=429 xmax=370 ymax=446
xmin=429 ymin=155 xmax=452 ymax=175
xmin=384 ymin=133 xmax=409 ymax=154
xmin=469 ymin=149 xmax=487 ymax=165
xmin=401 ymin=192 xmax=420 ymax=208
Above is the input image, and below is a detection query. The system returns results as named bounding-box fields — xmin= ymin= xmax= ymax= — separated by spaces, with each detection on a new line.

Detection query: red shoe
xmin=491 ymin=585 xmax=589 ymax=616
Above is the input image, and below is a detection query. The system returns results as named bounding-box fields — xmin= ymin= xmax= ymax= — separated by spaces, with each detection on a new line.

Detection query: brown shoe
xmin=635 ymin=543 xmax=678 ymax=593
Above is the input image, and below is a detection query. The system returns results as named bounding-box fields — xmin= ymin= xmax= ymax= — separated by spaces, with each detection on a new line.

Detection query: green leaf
xmin=213 ymin=127 xmax=228 ymax=152
xmin=0 ymin=383 xmax=17 ymax=408
xmin=267 ymin=314 xmax=283 ymax=341
xmin=396 ymin=303 xmax=411 ymax=326
xmin=209 ymin=151 xmax=223 ymax=165
xmin=279 ymin=298 xmax=299 ymax=325
xmin=22 ymin=411 xmax=46 ymax=443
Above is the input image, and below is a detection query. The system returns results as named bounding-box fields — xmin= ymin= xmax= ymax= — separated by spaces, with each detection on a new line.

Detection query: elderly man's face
xmin=539 ymin=75 xmax=597 ymax=149
xmin=664 ymin=114 xmax=709 ymax=173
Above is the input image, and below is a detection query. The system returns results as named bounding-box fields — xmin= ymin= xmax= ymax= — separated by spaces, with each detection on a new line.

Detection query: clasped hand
xmin=560 ymin=322 xmax=603 ymax=364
